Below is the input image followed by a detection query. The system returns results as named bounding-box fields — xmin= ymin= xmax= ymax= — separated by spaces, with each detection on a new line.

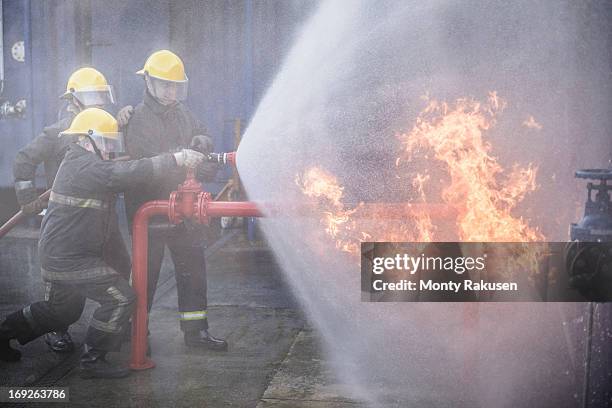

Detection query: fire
xmin=402 ymin=92 xmax=542 ymax=242
xmin=298 ymin=167 xmax=344 ymax=208
xmin=295 ymin=168 xmax=360 ymax=253
xmin=296 ymin=92 xmax=544 ymax=265
xmin=295 ymin=169 xmax=432 ymax=254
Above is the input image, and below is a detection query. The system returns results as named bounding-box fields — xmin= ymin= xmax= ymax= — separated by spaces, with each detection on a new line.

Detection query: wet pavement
xmin=2 ymin=226 xmax=605 ymax=407
xmin=258 ymin=329 xmax=365 ymax=408
xmin=0 ymin=226 xmax=359 ymax=407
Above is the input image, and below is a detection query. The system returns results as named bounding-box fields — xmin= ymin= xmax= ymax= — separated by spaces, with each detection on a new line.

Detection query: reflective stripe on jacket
xmin=39 ymin=143 xmax=176 ymax=280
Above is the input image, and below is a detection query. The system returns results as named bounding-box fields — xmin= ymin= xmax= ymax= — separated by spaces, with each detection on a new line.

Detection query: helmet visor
xmin=89 ymin=131 xmax=125 ymax=160
xmin=147 ymin=76 xmax=188 ymax=103
xmin=71 ymin=85 xmax=116 ymax=107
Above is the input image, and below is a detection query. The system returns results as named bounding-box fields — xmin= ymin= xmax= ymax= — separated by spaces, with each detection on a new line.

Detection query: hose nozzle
xmin=207 ymin=152 xmax=236 ymax=165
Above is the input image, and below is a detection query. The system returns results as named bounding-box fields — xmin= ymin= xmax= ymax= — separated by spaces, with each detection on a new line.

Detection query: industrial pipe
xmin=230 ymin=202 xmax=456 ymax=220
xmin=205 ymin=201 xmax=262 ymax=218
xmin=130 ymin=168 xmax=264 ymax=370
xmin=129 ymin=196 xmax=264 ymax=369
xmin=129 ymin=200 xmax=168 ymax=370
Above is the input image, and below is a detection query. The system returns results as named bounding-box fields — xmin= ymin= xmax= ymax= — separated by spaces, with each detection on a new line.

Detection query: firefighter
xmin=12 ymin=67 xmax=132 ymax=354
xmin=0 ymin=108 xmax=206 ymax=378
xmin=122 ymin=49 xmax=227 ymax=351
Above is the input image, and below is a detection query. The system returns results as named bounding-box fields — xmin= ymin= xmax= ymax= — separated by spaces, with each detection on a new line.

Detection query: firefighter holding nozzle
xmin=119 ymin=50 xmax=227 ymax=351
xmin=0 ymin=108 xmax=206 ymax=378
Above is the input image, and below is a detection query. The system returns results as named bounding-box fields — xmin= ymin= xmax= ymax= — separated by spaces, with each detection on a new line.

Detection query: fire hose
xmin=0 ymin=189 xmax=50 ymax=239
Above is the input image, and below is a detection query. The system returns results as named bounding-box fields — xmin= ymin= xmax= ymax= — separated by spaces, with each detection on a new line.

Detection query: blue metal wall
xmin=0 ymin=0 xmax=315 ymax=196
xmin=0 ymin=0 xmax=34 ymax=189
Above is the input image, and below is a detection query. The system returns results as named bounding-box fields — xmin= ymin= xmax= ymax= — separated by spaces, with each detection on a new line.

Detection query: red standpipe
xmin=130 ymin=201 xmax=168 ymax=370
xmin=129 ymin=168 xmax=262 ymax=370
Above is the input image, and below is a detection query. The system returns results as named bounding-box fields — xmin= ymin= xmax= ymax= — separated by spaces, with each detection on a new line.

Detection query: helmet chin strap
xmin=83 ymin=134 xmax=105 ymax=160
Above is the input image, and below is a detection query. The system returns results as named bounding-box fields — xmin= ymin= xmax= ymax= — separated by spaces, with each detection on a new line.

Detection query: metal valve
xmin=0 ymin=99 xmax=26 ymax=119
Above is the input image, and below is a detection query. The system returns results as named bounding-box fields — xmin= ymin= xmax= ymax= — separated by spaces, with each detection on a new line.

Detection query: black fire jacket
xmin=13 ymin=115 xmax=76 ymax=205
xmin=123 ymin=91 xmax=217 ymax=225
xmin=38 ymin=143 xmax=176 ymax=282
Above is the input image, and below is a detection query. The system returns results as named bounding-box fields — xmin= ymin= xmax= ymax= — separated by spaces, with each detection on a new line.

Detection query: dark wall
xmin=168 ymin=0 xmax=314 ymax=162
xmin=0 ymin=0 xmax=315 ymax=223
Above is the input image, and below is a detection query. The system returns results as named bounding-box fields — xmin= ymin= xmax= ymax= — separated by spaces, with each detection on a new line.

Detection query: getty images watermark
xmin=361 ymin=242 xmax=604 ymax=302
xmin=371 ymin=252 xmax=516 ymax=292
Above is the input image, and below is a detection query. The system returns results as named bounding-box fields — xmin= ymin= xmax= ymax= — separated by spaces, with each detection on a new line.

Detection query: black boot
xmin=44 ymin=331 xmax=74 ymax=353
xmin=184 ymin=329 xmax=228 ymax=351
xmin=0 ymin=339 xmax=21 ymax=362
xmin=0 ymin=311 xmax=31 ymax=362
xmin=79 ymin=348 xmax=130 ymax=379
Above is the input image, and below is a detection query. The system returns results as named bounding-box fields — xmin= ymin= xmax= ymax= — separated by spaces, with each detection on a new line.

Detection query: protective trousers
xmin=146 ymin=222 xmax=208 ymax=332
xmin=43 ymin=222 xmax=131 ymax=333
xmin=0 ymin=275 xmax=135 ymax=352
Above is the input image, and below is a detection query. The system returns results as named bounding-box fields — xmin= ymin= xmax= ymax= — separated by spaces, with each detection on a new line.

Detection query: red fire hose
xmin=0 ymin=190 xmax=51 ymax=239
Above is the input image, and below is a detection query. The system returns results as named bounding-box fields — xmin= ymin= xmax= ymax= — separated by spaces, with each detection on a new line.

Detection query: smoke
xmin=238 ymin=0 xmax=611 ymax=406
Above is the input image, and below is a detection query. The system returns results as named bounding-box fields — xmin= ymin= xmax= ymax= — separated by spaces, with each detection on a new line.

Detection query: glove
xmin=14 ymin=182 xmax=37 ymax=206
xmin=116 ymin=105 xmax=134 ymax=127
xmin=190 ymin=135 xmax=214 ymax=155
xmin=173 ymin=149 xmax=206 ymax=168
xmin=196 ymin=161 xmax=218 ymax=182
xmin=21 ymin=197 xmax=47 ymax=215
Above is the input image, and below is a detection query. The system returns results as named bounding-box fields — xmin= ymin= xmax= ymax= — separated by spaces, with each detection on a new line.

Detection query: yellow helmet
xmin=61 ymin=108 xmax=124 ymax=159
xmin=61 ymin=67 xmax=115 ymax=106
xmin=137 ymin=50 xmax=189 ymax=103
xmin=136 ymin=50 xmax=188 ymax=82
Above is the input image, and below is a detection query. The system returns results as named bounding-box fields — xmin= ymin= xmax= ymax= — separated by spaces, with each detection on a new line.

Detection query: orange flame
xmin=295 ymin=168 xmax=432 ymax=255
xmin=402 ymin=92 xmax=542 ymax=242
xmin=296 ymin=93 xmax=544 ymax=265
xmin=296 ymin=168 xmax=360 ymax=254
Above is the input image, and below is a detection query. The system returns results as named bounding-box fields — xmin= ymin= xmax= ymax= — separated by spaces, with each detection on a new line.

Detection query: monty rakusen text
xmin=369 ymin=253 xmax=518 ymax=292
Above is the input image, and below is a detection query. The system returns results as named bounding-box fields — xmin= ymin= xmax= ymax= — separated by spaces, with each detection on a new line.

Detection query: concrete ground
xmin=0 ymin=225 xmax=360 ymax=407
xmin=2 ymin=225 xmax=606 ymax=407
